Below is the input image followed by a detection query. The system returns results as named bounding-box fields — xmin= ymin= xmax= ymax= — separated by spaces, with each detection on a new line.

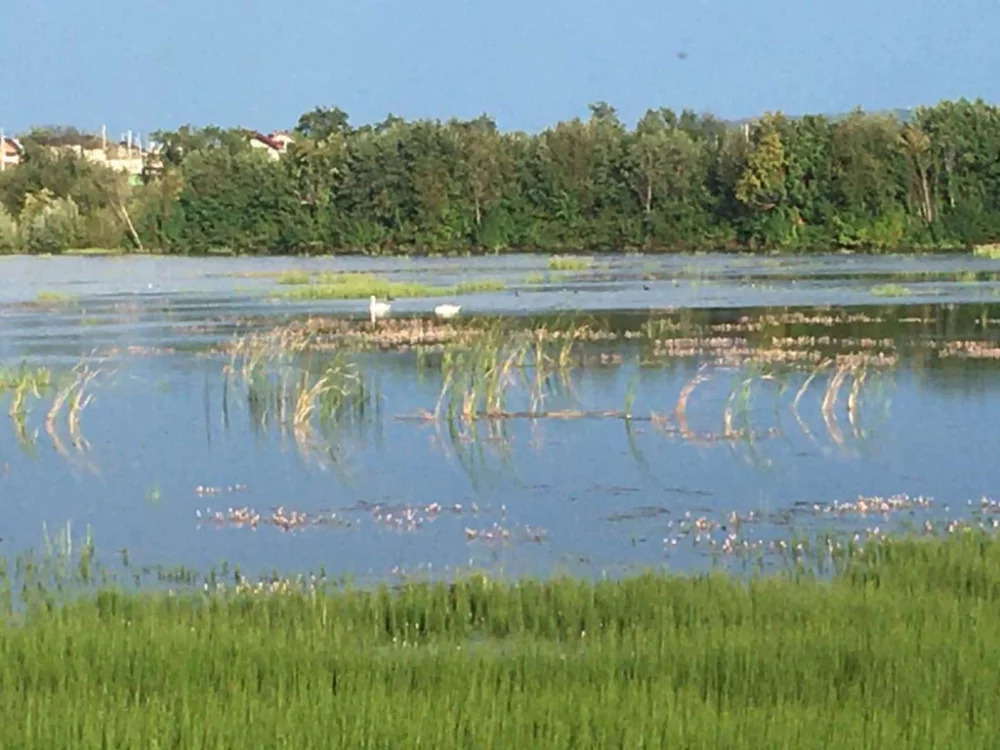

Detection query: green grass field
xmin=2 ymin=533 xmax=1000 ymax=747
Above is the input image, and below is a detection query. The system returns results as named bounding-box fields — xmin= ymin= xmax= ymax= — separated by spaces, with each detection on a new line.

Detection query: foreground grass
xmin=279 ymin=272 xmax=505 ymax=300
xmin=3 ymin=533 xmax=1000 ymax=747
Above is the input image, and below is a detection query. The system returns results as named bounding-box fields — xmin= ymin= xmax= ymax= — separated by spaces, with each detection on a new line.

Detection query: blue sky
xmin=1 ymin=0 xmax=996 ymax=138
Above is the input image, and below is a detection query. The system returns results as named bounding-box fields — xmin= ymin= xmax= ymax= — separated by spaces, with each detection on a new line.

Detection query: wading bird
xmin=434 ymin=303 xmax=462 ymax=319
xmin=369 ymin=295 xmax=391 ymax=324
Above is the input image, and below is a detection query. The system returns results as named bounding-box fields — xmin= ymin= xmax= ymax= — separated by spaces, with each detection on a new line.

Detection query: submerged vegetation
xmin=2 ymin=532 xmax=1000 ymax=746
xmin=5 ymin=99 xmax=1000 ymax=254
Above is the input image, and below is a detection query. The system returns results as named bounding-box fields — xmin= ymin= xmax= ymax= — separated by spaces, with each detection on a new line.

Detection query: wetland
xmin=2 ymin=252 xmax=999 ymax=580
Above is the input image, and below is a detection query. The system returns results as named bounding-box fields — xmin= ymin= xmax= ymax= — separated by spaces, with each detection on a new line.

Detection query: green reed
xmin=224 ymin=330 xmax=372 ymax=460
xmin=2 ymin=532 xmax=1000 ymax=747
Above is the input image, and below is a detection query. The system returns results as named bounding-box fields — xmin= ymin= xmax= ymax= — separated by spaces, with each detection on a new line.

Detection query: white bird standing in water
xmin=369 ymin=295 xmax=391 ymax=324
xmin=434 ymin=303 xmax=462 ymax=320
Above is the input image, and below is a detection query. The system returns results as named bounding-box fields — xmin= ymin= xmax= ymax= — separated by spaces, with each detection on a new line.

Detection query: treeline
xmin=1 ymin=99 xmax=999 ymax=255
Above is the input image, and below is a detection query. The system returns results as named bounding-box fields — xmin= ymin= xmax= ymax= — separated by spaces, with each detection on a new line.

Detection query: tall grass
xmin=2 ymin=533 xmax=1000 ymax=746
xmin=224 ymin=329 xmax=373 ymax=461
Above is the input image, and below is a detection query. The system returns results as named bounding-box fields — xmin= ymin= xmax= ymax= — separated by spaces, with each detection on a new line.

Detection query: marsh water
xmin=1 ymin=253 xmax=999 ymax=581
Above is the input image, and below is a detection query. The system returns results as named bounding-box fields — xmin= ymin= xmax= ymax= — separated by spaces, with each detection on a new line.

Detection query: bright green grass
xmin=3 ymin=533 xmax=1000 ymax=747
xmin=34 ymin=290 xmax=76 ymax=304
xmin=871 ymin=282 xmax=911 ymax=297
xmin=548 ymin=256 xmax=593 ymax=271
xmin=279 ymin=272 xmax=505 ymax=300
xmin=973 ymin=243 xmax=1000 ymax=259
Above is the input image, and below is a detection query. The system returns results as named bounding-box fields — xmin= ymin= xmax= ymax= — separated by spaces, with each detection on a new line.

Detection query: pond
xmin=1 ymin=253 xmax=999 ymax=582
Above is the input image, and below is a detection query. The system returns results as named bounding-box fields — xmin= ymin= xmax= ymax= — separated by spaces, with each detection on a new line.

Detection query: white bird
xmin=434 ymin=303 xmax=462 ymax=320
xmin=369 ymin=295 xmax=391 ymax=324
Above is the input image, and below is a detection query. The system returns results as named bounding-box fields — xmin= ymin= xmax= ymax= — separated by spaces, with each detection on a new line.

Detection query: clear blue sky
xmin=1 ymin=0 xmax=997 ymax=138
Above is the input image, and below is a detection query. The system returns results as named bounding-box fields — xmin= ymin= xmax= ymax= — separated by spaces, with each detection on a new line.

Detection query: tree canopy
xmin=2 ymin=98 xmax=999 ymax=255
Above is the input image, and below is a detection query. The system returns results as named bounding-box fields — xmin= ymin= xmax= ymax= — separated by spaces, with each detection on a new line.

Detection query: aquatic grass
xmin=280 ymin=272 xmax=445 ymax=300
xmin=278 ymin=272 xmax=507 ymax=300
xmin=548 ymin=256 xmax=592 ymax=271
xmin=973 ymin=243 xmax=1000 ymax=259
xmin=275 ymin=270 xmax=311 ymax=285
xmin=34 ymin=290 xmax=75 ymax=304
xmin=4 ymin=533 xmax=1000 ymax=746
xmin=871 ymin=283 xmax=911 ymax=297
xmin=223 ymin=330 xmax=373 ymax=462
xmin=454 ymin=278 xmax=506 ymax=293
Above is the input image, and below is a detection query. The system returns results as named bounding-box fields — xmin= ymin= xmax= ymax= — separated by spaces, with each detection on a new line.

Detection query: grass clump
xmin=3 ymin=533 xmax=1000 ymax=746
xmin=973 ymin=243 xmax=1000 ymax=259
xmin=871 ymin=283 xmax=910 ymax=297
xmin=548 ymin=256 xmax=592 ymax=271
xmin=279 ymin=272 xmax=505 ymax=300
xmin=282 ymin=273 xmax=445 ymax=300
xmin=34 ymin=290 xmax=75 ymax=304
xmin=275 ymin=270 xmax=312 ymax=285
xmin=455 ymin=278 xmax=505 ymax=293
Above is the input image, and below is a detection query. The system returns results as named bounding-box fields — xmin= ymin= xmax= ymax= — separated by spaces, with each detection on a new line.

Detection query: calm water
xmin=1 ymin=253 xmax=999 ymax=581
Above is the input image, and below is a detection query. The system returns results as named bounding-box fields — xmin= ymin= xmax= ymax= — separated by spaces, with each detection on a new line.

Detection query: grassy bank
xmin=2 ymin=533 xmax=1000 ymax=747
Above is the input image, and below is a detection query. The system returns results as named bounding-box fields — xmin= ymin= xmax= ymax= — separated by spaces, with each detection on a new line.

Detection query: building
xmin=248 ymin=131 xmax=294 ymax=160
xmin=1 ymin=136 xmax=22 ymax=169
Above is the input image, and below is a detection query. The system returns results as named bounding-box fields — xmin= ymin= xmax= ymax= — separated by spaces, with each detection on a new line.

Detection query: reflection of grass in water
xmin=548 ymin=256 xmax=592 ymax=271
xmin=278 ymin=272 xmax=505 ymax=300
xmin=871 ymin=283 xmax=910 ymax=297
xmin=5 ymin=534 xmax=1000 ymax=745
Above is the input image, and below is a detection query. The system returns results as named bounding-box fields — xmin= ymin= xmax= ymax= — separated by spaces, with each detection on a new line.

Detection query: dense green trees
xmin=2 ymin=98 xmax=1000 ymax=255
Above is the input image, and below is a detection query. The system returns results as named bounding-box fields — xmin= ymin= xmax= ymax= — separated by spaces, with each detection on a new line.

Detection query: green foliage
xmin=7 ymin=98 xmax=1000 ymax=255
xmin=19 ymin=190 xmax=83 ymax=254
xmin=0 ymin=204 xmax=19 ymax=253
xmin=4 ymin=534 xmax=1000 ymax=746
